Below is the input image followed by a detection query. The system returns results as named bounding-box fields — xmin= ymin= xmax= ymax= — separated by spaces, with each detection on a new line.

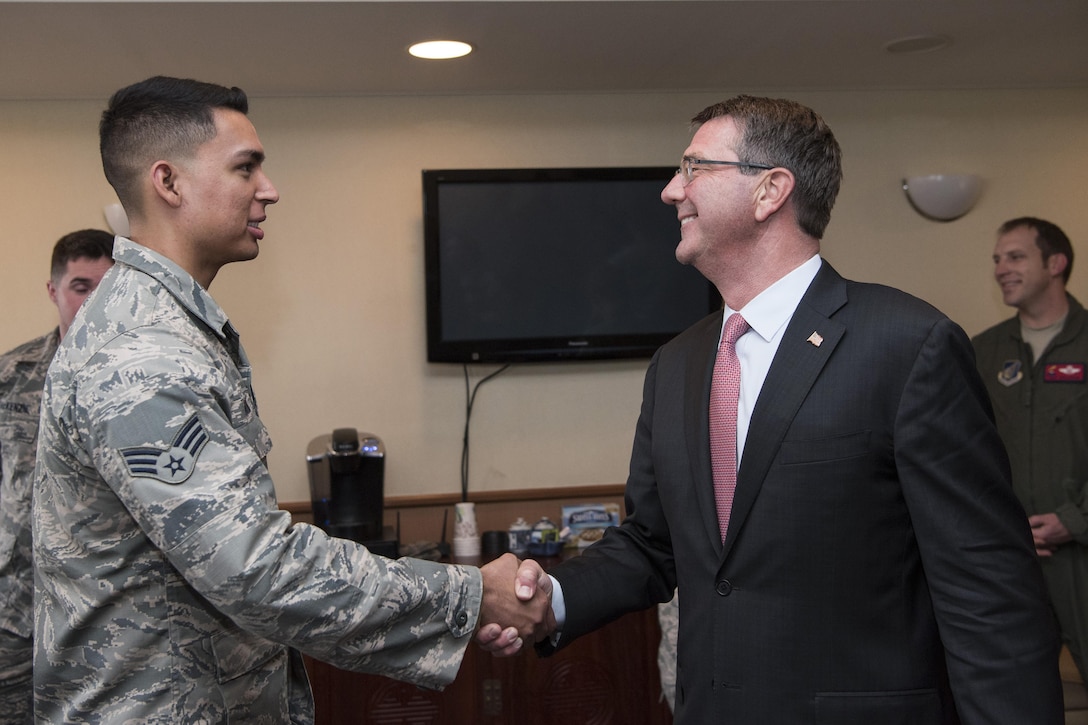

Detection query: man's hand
xmin=476 ymin=554 xmax=555 ymax=656
xmin=1029 ymin=512 xmax=1072 ymax=557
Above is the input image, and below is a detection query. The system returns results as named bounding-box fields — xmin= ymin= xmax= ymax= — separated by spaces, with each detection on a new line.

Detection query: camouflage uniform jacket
xmin=1 ymin=329 xmax=58 ymax=641
xmin=34 ymin=238 xmax=482 ymax=724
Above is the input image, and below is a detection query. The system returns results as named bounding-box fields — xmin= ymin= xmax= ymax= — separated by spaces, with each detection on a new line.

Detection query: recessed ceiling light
xmin=408 ymin=40 xmax=473 ymax=60
xmin=883 ymin=34 xmax=952 ymax=55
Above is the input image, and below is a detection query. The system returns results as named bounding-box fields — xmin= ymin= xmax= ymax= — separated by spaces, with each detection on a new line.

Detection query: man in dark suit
xmin=478 ymin=95 xmax=1064 ymax=723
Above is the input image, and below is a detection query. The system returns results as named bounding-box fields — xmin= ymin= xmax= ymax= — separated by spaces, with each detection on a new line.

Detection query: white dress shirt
xmin=728 ymin=253 xmax=822 ymax=460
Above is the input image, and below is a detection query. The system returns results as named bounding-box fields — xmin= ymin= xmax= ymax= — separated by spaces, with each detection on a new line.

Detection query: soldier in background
xmin=972 ymin=217 xmax=1088 ymax=683
xmin=0 ymin=229 xmax=114 ymax=724
xmin=32 ymin=76 xmax=550 ymax=722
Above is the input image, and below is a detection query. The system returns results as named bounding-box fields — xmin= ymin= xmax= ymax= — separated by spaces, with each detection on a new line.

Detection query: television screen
xmin=422 ymin=167 xmax=721 ymax=363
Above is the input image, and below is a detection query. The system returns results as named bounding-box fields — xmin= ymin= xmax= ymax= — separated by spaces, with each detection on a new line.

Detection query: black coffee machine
xmin=306 ymin=428 xmax=398 ymax=557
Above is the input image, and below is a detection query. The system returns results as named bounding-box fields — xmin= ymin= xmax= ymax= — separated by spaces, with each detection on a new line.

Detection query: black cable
xmin=460 ymin=363 xmax=511 ymax=501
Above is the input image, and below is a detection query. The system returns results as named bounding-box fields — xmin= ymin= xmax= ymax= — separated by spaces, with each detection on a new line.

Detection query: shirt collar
xmin=113 ymin=236 xmax=234 ymax=341
xmin=729 ymin=254 xmax=822 ymax=343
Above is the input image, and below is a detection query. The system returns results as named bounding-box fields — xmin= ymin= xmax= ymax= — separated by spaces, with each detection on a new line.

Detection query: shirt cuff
xmin=549 ymin=574 xmax=566 ymax=647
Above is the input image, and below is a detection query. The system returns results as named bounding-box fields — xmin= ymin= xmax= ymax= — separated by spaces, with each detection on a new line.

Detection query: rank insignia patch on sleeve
xmin=120 ymin=415 xmax=209 ymax=484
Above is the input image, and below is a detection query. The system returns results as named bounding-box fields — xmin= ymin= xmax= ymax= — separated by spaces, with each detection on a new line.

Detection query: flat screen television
xmin=422 ymin=167 xmax=722 ymax=363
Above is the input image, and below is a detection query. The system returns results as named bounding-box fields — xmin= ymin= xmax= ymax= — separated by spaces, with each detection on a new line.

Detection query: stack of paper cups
xmin=452 ymin=502 xmax=481 ymax=558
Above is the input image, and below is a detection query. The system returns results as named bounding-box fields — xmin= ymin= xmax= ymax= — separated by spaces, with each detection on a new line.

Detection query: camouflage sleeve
xmin=70 ymin=327 xmax=481 ymax=689
xmin=0 ymin=334 xmax=53 ymax=640
xmin=0 ymin=419 xmax=35 ymax=640
xmin=656 ymin=591 xmax=678 ymax=712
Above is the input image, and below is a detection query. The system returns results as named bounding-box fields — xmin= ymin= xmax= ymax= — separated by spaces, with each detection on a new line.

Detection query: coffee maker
xmin=306 ymin=428 xmax=398 ymax=557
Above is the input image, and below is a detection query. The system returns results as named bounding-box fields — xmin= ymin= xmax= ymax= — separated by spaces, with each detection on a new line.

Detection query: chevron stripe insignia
xmin=119 ymin=415 xmax=209 ymax=484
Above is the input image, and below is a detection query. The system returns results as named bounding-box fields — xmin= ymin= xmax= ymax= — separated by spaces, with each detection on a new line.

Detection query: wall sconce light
xmin=103 ymin=202 xmax=129 ymax=237
xmin=902 ymin=174 xmax=983 ymax=222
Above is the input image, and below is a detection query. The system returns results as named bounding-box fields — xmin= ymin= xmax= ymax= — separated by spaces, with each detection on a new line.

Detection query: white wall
xmin=3 ymin=88 xmax=1086 ymax=503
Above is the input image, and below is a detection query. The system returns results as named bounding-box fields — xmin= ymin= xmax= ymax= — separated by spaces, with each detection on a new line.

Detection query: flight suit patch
xmin=998 ymin=360 xmax=1023 ymax=387
xmin=1044 ymin=362 xmax=1085 ymax=383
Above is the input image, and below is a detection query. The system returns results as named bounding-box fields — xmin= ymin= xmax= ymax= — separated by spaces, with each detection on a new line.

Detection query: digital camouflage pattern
xmin=656 ymin=591 xmax=678 ymax=713
xmin=34 ymin=238 xmax=482 ymax=723
xmin=0 ymin=329 xmax=58 ymax=724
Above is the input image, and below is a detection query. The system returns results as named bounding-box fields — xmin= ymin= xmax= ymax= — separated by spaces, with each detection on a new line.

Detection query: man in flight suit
xmin=973 ymin=217 xmax=1088 ymax=683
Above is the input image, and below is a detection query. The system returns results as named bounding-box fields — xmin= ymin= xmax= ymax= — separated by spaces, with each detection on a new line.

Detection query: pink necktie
xmin=710 ymin=313 xmax=749 ymax=542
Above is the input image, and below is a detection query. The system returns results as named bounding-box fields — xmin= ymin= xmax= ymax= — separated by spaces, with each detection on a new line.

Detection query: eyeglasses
xmin=676 ymin=156 xmax=774 ymax=185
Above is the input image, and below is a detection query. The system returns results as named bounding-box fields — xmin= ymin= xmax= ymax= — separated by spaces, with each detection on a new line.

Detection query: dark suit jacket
xmin=542 ymin=262 xmax=1063 ymax=724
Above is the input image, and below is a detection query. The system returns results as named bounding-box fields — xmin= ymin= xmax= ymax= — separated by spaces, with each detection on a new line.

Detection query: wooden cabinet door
xmin=305 ymin=608 xmax=673 ymax=725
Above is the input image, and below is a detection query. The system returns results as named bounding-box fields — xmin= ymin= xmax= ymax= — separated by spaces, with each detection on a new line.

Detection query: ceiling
xmin=1 ymin=0 xmax=1086 ymax=101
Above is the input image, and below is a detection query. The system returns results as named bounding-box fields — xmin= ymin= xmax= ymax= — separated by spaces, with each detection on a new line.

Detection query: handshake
xmin=474 ymin=553 xmax=556 ymax=656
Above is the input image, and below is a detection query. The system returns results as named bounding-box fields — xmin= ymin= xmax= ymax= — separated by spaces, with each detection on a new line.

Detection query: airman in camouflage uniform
xmin=35 ymin=238 xmax=484 ymax=722
xmin=1 ymin=229 xmax=114 ymax=725
xmin=33 ymin=77 xmax=546 ymax=723
xmin=0 ymin=331 xmax=57 ymax=724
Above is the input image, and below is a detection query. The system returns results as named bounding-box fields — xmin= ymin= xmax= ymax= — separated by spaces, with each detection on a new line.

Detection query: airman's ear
xmin=150 ymin=160 xmax=184 ymax=208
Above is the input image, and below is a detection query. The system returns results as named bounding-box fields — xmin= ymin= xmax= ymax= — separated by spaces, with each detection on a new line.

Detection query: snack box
xmin=562 ymin=503 xmax=620 ymax=548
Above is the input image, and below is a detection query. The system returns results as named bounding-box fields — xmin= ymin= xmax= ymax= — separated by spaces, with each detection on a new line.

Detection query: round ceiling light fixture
xmin=408 ymin=40 xmax=473 ymax=60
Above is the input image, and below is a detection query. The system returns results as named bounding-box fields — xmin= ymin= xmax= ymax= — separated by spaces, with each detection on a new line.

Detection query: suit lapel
xmin=683 ymin=311 xmax=726 ymax=551
xmin=720 ymin=264 xmax=848 ymax=561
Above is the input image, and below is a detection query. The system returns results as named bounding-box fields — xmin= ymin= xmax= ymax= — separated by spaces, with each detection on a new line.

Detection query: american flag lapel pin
xmin=807 ymin=331 xmax=823 ymax=347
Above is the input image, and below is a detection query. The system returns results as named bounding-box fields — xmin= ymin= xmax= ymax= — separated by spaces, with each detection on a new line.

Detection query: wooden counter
xmin=303 ymin=554 xmax=674 ymax=725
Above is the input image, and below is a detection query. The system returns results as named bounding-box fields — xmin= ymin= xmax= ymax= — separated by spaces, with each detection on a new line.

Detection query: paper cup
xmin=452 ymin=535 xmax=481 ymax=558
